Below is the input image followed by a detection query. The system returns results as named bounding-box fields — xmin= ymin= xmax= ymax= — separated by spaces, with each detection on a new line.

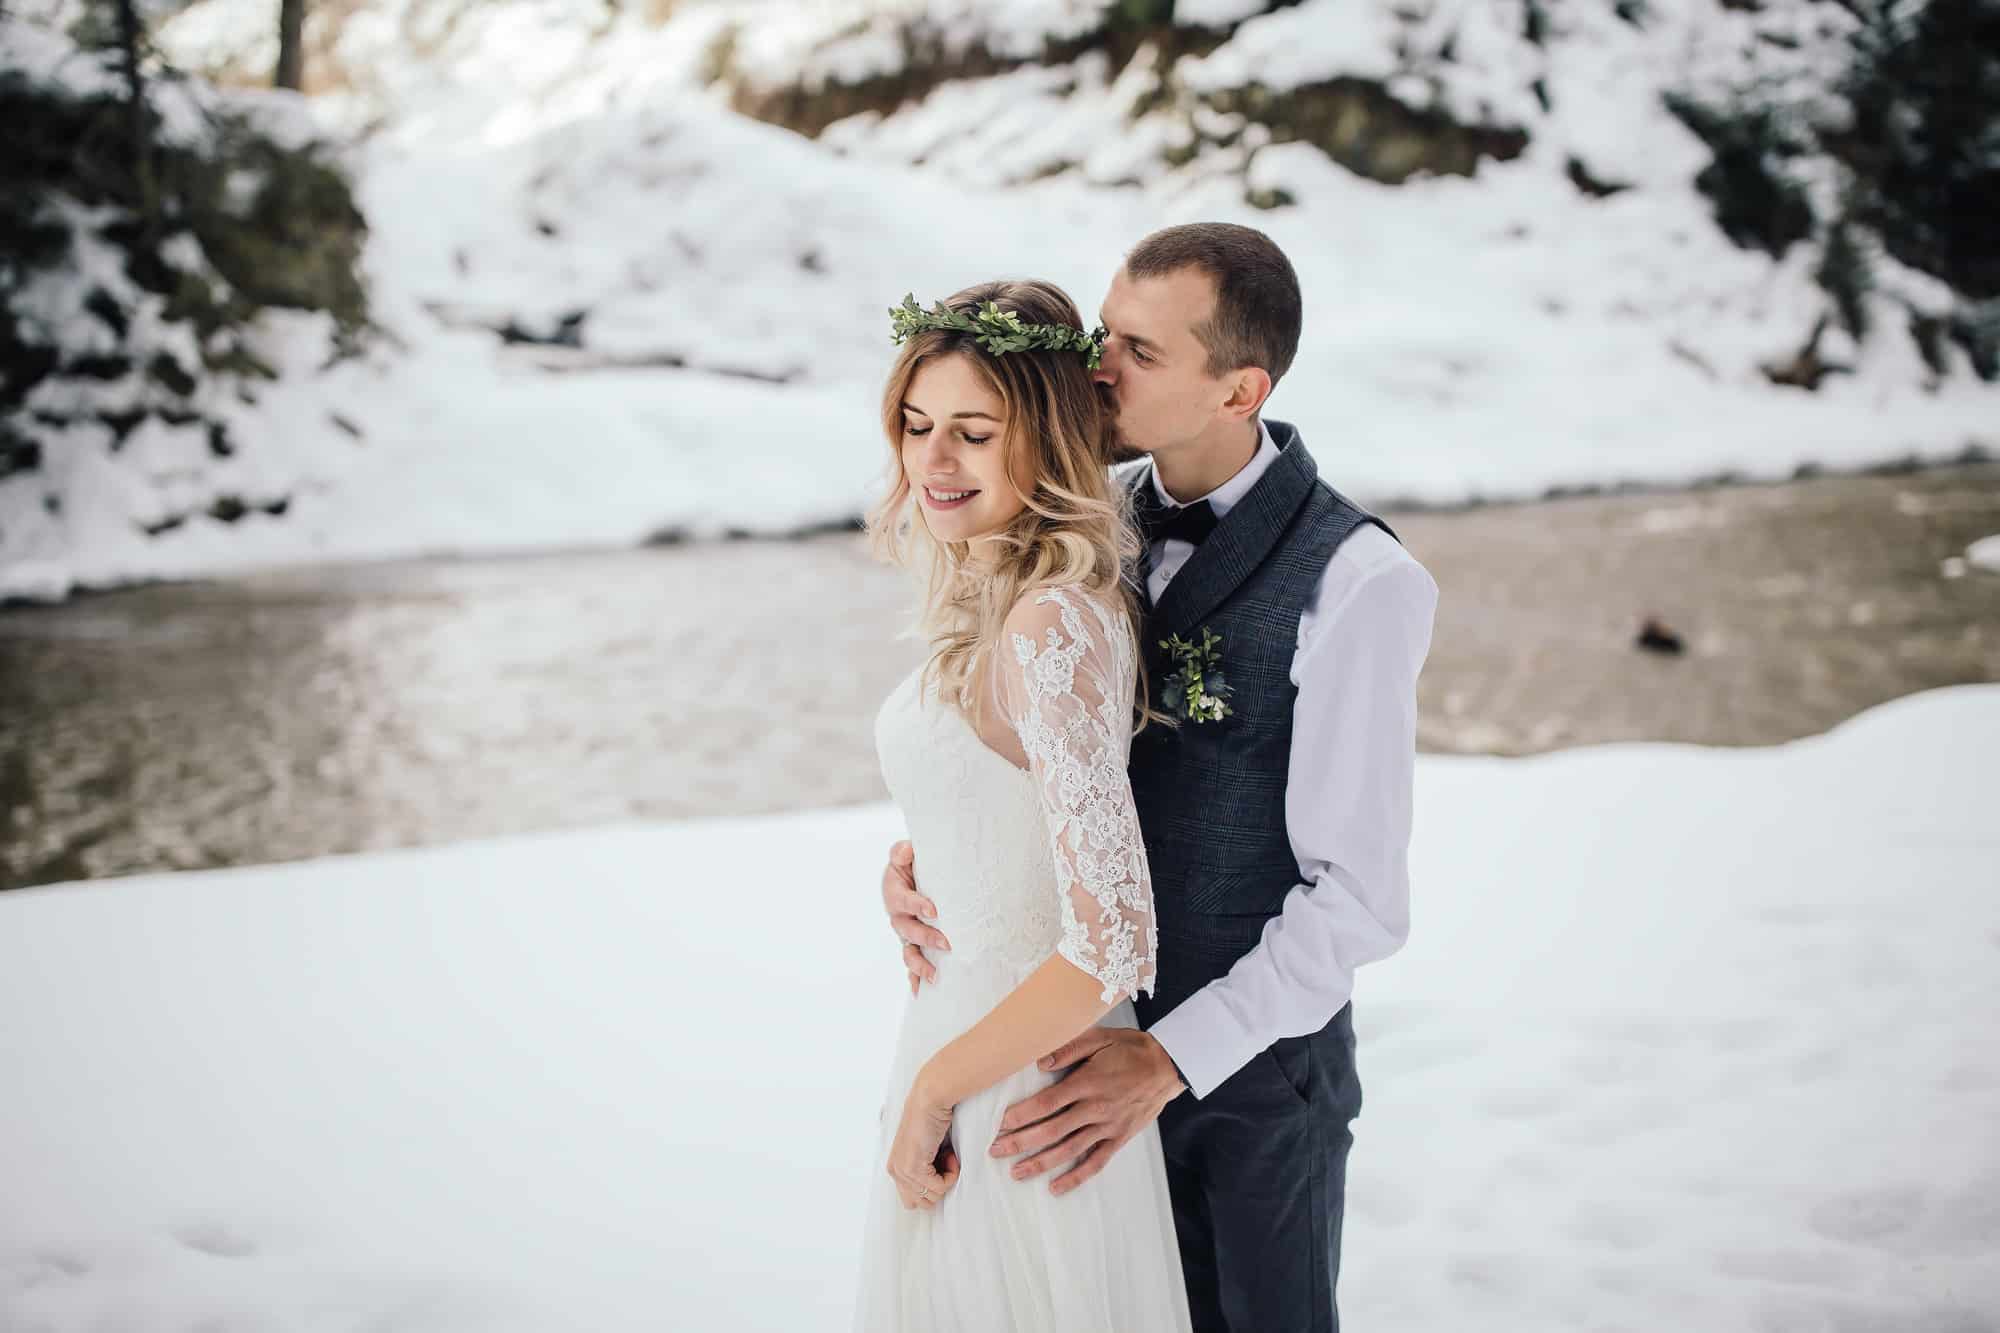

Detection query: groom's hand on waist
xmin=988 ymin=1028 xmax=1187 ymax=1197
xmin=880 ymin=838 xmax=949 ymax=995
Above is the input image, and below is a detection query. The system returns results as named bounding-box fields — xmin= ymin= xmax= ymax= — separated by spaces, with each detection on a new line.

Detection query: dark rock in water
xmin=1637 ymin=617 xmax=1685 ymax=655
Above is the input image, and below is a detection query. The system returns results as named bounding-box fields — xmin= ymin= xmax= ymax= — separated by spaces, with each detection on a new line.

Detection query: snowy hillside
xmin=4 ymin=0 xmax=1995 ymax=602
xmin=3 ymin=682 xmax=1995 ymax=1329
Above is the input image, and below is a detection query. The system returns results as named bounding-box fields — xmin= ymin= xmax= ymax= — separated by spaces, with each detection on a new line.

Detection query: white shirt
xmin=1139 ymin=421 xmax=1440 ymax=1100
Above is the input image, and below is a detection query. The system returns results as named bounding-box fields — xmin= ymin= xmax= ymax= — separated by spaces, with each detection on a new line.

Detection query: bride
xmin=853 ymin=279 xmax=1193 ymax=1332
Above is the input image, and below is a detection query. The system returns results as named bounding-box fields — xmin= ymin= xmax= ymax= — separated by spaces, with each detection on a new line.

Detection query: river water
xmin=4 ymin=465 xmax=1997 ymax=892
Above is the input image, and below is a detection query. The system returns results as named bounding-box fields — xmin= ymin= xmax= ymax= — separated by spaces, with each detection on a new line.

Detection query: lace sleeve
xmin=993 ymin=585 xmax=1157 ymax=1005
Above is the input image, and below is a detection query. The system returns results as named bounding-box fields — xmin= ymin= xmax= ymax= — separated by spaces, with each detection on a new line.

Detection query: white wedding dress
xmin=853 ymin=586 xmax=1192 ymax=1333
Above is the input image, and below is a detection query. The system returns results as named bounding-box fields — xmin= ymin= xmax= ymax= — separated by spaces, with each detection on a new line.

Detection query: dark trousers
xmin=1144 ymin=1001 xmax=1363 ymax=1333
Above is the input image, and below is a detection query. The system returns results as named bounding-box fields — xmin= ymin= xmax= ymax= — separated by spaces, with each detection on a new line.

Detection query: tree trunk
xmin=113 ymin=0 xmax=156 ymax=236
xmin=275 ymin=0 xmax=306 ymax=90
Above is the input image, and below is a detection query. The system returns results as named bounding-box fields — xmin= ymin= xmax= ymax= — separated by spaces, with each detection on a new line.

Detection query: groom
xmin=881 ymin=222 xmax=1438 ymax=1330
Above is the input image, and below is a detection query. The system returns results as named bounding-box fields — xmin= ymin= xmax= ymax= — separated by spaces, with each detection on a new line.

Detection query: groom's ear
xmin=1217 ymin=366 xmax=1273 ymax=423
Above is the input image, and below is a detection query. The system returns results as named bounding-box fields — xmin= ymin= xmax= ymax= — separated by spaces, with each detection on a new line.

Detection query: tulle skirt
xmin=852 ymin=954 xmax=1193 ymax=1332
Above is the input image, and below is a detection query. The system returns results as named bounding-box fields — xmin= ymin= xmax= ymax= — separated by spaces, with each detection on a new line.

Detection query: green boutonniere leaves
xmin=1160 ymin=626 xmax=1234 ymax=724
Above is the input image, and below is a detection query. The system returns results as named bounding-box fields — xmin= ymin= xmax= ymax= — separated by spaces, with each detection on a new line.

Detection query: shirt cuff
xmin=1145 ymin=985 xmax=1263 ymax=1101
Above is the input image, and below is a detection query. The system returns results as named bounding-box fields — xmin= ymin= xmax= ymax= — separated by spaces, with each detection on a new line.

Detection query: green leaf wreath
xmin=889 ymin=294 xmax=1108 ymax=370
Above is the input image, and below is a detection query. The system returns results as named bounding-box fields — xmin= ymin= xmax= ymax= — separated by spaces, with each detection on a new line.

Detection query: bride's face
xmin=900 ymin=353 xmax=1028 ymax=544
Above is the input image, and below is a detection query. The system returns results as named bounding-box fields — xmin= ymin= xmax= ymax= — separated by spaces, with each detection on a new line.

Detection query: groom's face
xmin=1092 ymin=266 xmax=1235 ymax=457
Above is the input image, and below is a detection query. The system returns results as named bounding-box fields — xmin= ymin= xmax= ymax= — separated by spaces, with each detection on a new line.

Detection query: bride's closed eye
xmin=904 ymin=424 xmax=992 ymax=446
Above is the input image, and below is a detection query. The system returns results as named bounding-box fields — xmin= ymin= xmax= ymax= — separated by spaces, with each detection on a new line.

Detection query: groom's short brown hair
xmin=1124 ymin=222 xmax=1302 ymax=386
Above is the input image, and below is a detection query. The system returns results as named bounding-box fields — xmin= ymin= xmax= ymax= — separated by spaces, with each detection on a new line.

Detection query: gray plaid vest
xmin=1124 ymin=420 xmax=1398 ymax=1017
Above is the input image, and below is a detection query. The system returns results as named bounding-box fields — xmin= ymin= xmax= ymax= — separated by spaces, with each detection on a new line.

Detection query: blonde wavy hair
xmin=865 ymin=279 xmax=1165 ymax=735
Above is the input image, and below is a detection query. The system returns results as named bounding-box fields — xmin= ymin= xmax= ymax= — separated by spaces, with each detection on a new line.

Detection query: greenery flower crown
xmin=889 ymin=294 xmax=1108 ymax=371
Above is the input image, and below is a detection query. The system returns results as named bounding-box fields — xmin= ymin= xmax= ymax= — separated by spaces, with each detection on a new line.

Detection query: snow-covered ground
xmin=4 ymin=683 xmax=1995 ymax=1330
xmin=4 ymin=0 xmax=1995 ymax=603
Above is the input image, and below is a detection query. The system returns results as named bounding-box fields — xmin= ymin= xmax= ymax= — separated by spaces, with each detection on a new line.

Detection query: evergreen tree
xmin=1834 ymin=0 xmax=2000 ymax=300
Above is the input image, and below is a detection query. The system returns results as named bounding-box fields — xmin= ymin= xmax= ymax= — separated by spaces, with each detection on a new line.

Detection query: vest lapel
xmin=1150 ymin=426 xmax=1320 ymax=636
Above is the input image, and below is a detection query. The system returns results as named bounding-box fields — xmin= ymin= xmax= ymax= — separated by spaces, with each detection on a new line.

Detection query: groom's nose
xmin=1091 ymin=355 xmax=1117 ymax=388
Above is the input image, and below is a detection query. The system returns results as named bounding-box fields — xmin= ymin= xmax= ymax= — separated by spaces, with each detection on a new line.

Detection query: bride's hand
xmin=887 ymin=1079 xmax=958 ymax=1211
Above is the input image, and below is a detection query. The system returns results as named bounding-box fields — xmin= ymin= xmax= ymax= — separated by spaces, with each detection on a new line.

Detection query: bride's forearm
xmin=915 ymin=954 xmax=1115 ymax=1110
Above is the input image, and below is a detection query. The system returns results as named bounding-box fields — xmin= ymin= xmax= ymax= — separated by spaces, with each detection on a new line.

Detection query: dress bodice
xmin=874 ymin=664 xmax=1062 ymax=981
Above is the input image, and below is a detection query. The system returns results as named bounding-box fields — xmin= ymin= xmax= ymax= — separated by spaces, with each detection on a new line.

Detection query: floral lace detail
xmin=995 ymin=586 xmax=1157 ymax=1005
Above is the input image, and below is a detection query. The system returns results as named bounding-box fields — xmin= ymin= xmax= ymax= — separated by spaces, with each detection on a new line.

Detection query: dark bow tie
xmin=1136 ymin=491 xmax=1219 ymax=549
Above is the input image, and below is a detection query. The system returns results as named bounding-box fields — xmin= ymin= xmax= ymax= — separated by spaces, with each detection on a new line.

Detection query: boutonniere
xmin=1159 ymin=627 xmax=1234 ymax=724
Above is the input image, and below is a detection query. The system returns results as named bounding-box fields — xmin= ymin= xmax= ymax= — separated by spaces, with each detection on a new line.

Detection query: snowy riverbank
xmin=4 ymin=683 xmax=1995 ymax=1330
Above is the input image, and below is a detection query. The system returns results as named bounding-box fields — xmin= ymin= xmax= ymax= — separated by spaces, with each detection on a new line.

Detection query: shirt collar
xmin=1146 ymin=419 xmax=1279 ymax=520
